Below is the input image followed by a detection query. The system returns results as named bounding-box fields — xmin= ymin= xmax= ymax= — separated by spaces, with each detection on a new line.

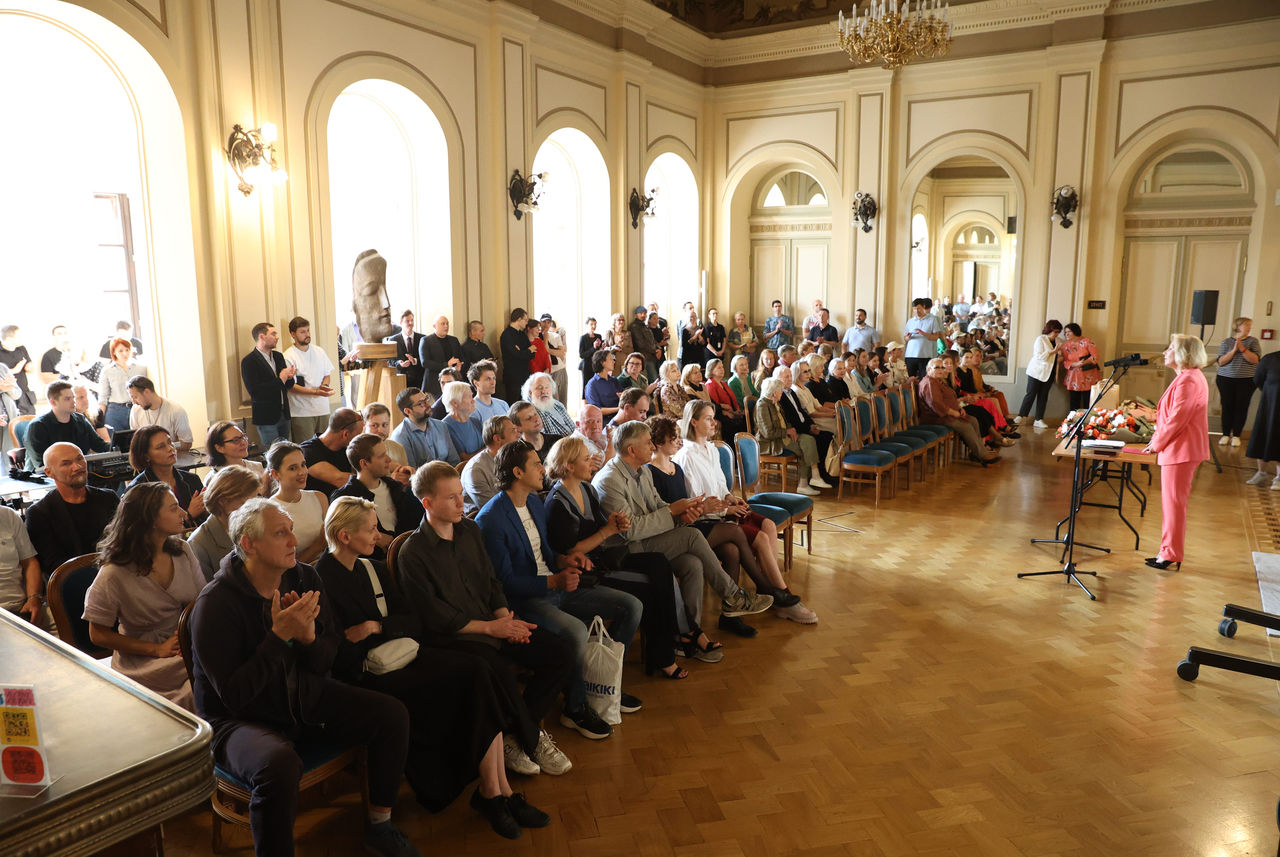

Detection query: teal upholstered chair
xmin=733 ymin=433 xmax=812 ymax=570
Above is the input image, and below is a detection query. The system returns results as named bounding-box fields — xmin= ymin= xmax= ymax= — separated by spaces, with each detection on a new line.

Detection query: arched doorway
xmin=327 ymin=79 xmax=451 ymax=328
xmin=531 ymin=127 xmax=611 ymax=405
xmin=748 ymin=169 xmax=832 ymax=326
xmin=642 ymin=152 xmax=699 ymax=326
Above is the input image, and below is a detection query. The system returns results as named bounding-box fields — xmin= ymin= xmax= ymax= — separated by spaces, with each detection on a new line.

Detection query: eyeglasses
xmin=220 ymin=433 xmax=249 ymax=444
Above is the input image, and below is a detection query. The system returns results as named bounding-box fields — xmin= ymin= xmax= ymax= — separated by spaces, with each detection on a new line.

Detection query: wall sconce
xmin=226 ymin=123 xmax=287 ymax=196
xmin=629 ymin=187 xmax=657 ymax=229
xmin=1051 ymin=185 xmax=1079 ymax=229
xmin=509 ymin=169 xmax=547 ymax=220
xmin=852 ymin=192 xmax=877 ymax=233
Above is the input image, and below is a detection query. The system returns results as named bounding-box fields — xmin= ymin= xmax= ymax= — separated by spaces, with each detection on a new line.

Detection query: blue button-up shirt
xmin=764 ymin=314 xmax=794 ymax=350
xmin=390 ymin=416 xmax=460 ymax=467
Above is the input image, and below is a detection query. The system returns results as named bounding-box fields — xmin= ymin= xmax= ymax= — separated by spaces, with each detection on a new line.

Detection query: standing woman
xmin=1060 ymin=323 xmax=1102 ymax=411
xmin=99 ymin=337 xmax=146 ymax=432
xmin=1142 ymin=334 xmax=1210 ymax=570
xmin=266 ymin=440 xmax=329 ymax=564
xmin=1217 ymin=317 xmax=1261 ymax=447
xmin=727 ymin=312 xmax=759 ymax=370
xmin=579 ymin=317 xmax=603 ymax=393
xmin=603 ymin=312 xmax=633 ymax=358
xmin=1245 ymin=349 xmax=1280 ymax=488
xmin=83 ymin=482 xmax=203 ymax=709
xmin=1018 ymin=319 xmax=1063 ymax=428
xmin=679 ymin=311 xmax=706 ymax=369
xmin=127 ymin=426 xmax=205 ymax=526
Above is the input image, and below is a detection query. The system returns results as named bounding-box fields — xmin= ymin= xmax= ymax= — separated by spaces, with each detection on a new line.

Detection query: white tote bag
xmin=583 ymin=615 xmax=624 ymax=725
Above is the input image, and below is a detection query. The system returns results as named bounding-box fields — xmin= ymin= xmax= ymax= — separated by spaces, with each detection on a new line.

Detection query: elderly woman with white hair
xmin=755 ymin=376 xmax=821 ymax=495
xmin=521 ymin=372 xmax=575 ymax=437
xmin=655 ymin=359 xmax=690 ymax=419
xmin=1140 ymin=334 xmax=1210 ymax=570
xmin=441 ymin=380 xmax=484 ymax=456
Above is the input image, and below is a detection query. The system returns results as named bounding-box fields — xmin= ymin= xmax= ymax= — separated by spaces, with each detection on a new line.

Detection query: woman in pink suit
xmin=1141 ymin=334 xmax=1210 ymax=569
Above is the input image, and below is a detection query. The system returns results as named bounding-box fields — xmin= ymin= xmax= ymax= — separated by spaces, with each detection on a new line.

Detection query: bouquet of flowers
xmin=1056 ymin=407 xmax=1151 ymax=442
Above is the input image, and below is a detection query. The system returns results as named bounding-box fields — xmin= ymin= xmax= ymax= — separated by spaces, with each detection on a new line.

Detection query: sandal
xmin=647 ymin=663 xmax=690 ymax=679
xmin=678 ymin=633 xmax=724 ymax=663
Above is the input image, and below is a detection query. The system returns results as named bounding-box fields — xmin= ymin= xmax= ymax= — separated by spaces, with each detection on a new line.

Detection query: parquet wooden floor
xmin=164 ymin=431 xmax=1277 ymax=857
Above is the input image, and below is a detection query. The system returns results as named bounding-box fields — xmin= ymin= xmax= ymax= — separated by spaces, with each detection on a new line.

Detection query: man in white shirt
xmin=127 ymin=375 xmax=194 ymax=451
xmin=952 ymin=295 xmax=972 ymax=330
xmin=570 ymin=404 xmax=612 ymax=473
xmin=841 ymin=309 xmax=881 ymax=353
xmin=467 ymin=359 xmax=509 ymax=424
xmin=283 ymin=316 xmax=335 ymax=442
xmin=801 ymin=299 xmax=825 ymax=337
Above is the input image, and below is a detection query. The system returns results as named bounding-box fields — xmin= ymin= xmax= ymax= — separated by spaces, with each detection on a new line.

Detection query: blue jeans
xmin=515 ymin=585 xmax=643 ymax=710
xmin=104 ymin=402 xmax=131 ymax=432
xmin=254 ymin=418 xmax=291 ymax=451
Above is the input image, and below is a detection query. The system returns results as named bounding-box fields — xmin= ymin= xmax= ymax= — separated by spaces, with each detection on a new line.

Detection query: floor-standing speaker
xmin=1190 ymin=290 xmax=1219 ymax=326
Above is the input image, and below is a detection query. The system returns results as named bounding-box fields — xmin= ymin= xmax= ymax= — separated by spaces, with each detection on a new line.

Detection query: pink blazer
xmin=1149 ymin=369 xmax=1209 ymax=466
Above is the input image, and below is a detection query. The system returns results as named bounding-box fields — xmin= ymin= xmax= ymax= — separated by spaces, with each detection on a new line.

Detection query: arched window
xmin=531 ymin=128 xmax=611 ymax=404
xmin=910 ymin=212 xmax=930 ymax=299
xmin=327 ymin=79 xmax=450 ymax=329
xmin=642 ymin=153 xmax=699 ymax=331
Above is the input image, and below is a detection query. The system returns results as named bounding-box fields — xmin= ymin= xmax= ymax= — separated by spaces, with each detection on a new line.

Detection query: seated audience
xmin=673 ymin=402 xmax=816 ymax=625
xmin=267 ymin=441 xmax=330 ymax=564
xmin=704 ymin=358 xmax=746 ymax=439
xmin=127 ymin=375 xmax=193 ymax=450
xmin=99 ymin=337 xmax=146 ymax=432
xmin=570 ymin=404 xmax=612 ymax=473
xmin=462 ymin=415 xmax=518 ymax=516
xmin=441 ymin=381 xmax=485 ymax=456
xmin=544 ymin=437 xmax=685 ymax=680
xmin=190 ymin=497 xmax=420 ymax=857
xmin=779 ymin=344 xmax=800 ymax=367
xmin=820 ymin=356 xmax=853 ymax=406
xmin=522 ymin=372 xmax=575 ymax=437
xmin=942 ymin=352 xmax=1012 ymax=448
xmin=0 ymin=503 xmax=46 ymax=629
xmin=477 ymin=441 xmax=644 ymax=740
xmin=774 ymin=365 xmax=833 ymax=490
xmin=681 ymin=362 xmax=709 ymax=403
xmin=965 ymin=347 xmax=1015 ymax=424
xmin=24 ymin=380 xmax=111 ymax=471
xmin=609 ymin=387 xmax=650 ymax=431
xmin=362 ymin=402 xmax=410 ymax=469
xmin=430 ymin=368 xmax=460 ymax=420
xmin=918 ymin=358 xmax=1001 ymax=465
xmin=751 ymin=348 xmax=779 ymax=392
xmin=583 ymin=350 xmax=624 ymax=416
xmin=727 ymin=354 xmax=759 ymax=408
xmin=300 ymin=408 xmax=365 ymax=494
xmin=792 ymin=360 xmax=837 ymax=436
xmin=316 ymin=497 xmax=549 ymax=837
xmin=593 ymin=421 xmax=773 ymax=661
xmin=85 ymin=482 xmax=202 ymax=709
xmin=330 ymin=433 xmax=424 ymax=553
xmin=390 ymin=387 xmax=460 ymax=467
xmin=25 ymin=443 xmax=119 ymax=579
xmin=206 ymin=420 xmax=271 ymax=493
xmin=397 ymin=462 xmax=574 ymax=777
xmin=126 ymin=425 xmax=206 ymax=525
xmin=617 ymin=351 xmax=658 ymax=397
xmin=468 ymin=359 xmax=509 ymax=424
xmin=755 ymin=378 xmax=821 ymax=496
xmin=72 ymin=381 xmax=112 ymax=443
xmin=509 ymin=400 xmax=559 ymax=462
xmin=189 ymin=465 xmax=261 ymax=582
xmin=655 ymin=360 xmax=689 ymax=419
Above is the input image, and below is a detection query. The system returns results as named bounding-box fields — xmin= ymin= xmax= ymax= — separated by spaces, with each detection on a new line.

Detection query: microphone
xmin=1104 ymin=353 xmax=1149 ymax=367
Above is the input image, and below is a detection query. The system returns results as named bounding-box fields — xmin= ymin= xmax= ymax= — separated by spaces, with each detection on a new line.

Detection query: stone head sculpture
xmin=352 ymin=249 xmax=393 ymax=341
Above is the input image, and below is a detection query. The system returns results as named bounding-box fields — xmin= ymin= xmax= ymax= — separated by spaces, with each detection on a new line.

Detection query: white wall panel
xmin=647 ymin=102 xmax=697 ymax=154
xmin=535 ymin=65 xmax=607 ymax=138
xmin=907 ymin=90 xmax=1032 ymax=161
xmin=726 ymin=108 xmax=840 ymax=174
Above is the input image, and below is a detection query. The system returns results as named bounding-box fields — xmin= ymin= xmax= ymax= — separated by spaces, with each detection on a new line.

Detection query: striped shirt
xmin=1217 ymin=336 xmax=1261 ymax=379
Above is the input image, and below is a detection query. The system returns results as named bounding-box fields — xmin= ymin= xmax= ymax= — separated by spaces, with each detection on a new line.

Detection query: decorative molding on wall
xmin=534 ymin=63 xmax=608 ymax=138
xmin=1124 ymin=215 xmax=1253 ymax=231
xmin=907 ymin=89 xmax=1034 ymax=162
xmin=749 ymin=223 xmax=832 ymax=234
xmin=1114 ymin=63 xmax=1280 ymax=153
xmin=646 ymin=101 xmax=698 ymax=153
xmin=725 ymin=106 xmax=842 ymax=175
xmin=125 ymin=0 xmax=167 ymax=36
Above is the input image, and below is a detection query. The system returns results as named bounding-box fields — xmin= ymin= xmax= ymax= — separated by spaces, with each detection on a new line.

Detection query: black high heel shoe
xmin=1144 ymin=557 xmax=1181 ymax=570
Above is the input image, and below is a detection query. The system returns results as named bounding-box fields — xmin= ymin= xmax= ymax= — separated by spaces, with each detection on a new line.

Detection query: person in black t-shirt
xmin=0 ymin=325 xmax=36 ymax=415
xmin=24 ymin=381 xmax=111 ymax=471
xmin=25 ymin=442 xmax=120 ymax=579
xmin=299 ymin=409 xmax=364 ymax=495
xmin=97 ymin=320 xmax=143 ymax=360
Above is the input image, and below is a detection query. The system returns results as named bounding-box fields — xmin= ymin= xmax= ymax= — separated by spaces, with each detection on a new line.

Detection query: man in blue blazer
xmin=476 ymin=440 xmax=643 ymax=741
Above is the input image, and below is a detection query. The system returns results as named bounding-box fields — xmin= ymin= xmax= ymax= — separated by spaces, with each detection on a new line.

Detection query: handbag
xmin=359 ymin=559 xmax=419 ymax=675
xmin=1079 ymin=361 xmax=1099 ymax=372
xmin=583 ymin=615 xmax=624 ymax=725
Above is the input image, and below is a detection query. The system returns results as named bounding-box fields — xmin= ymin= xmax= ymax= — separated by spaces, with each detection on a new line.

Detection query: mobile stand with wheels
xmin=1176 ymin=604 xmax=1280 ymax=682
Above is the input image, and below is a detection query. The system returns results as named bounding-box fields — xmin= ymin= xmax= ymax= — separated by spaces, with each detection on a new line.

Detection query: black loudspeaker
xmin=1006 ymin=216 xmax=1017 ymax=235
xmin=1190 ymin=290 xmax=1219 ymax=326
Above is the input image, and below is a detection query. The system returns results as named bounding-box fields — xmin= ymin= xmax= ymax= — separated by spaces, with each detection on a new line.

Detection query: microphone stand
xmin=1019 ymin=361 xmax=1133 ymax=600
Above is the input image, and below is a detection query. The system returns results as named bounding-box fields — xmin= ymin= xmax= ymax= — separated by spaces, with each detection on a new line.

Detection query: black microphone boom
xmin=1104 ymin=353 xmax=1149 ymax=367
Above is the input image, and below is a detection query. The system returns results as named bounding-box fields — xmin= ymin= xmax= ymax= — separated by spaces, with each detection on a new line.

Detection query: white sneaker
xmin=1218 ymin=435 xmax=1230 ymax=446
xmin=1232 ymin=436 xmax=1241 ymax=447
xmin=1033 ymin=420 xmax=1049 ymax=429
xmin=1271 ymin=477 xmax=1280 ymax=492
xmin=808 ymin=475 xmax=833 ymax=489
xmin=533 ymin=730 xmax=572 ymax=776
xmin=775 ymin=602 xmax=819 ymax=624
xmin=796 ymin=481 xmax=820 ymax=496
xmin=503 ymin=735 xmax=540 ymax=776
xmin=1246 ymin=471 xmax=1269 ymax=486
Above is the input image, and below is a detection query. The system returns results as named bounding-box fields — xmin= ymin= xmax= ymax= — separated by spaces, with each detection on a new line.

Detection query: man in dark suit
xmin=417 ymin=316 xmax=462 ymax=400
xmin=240 ymin=322 xmax=297 ymax=449
xmin=499 ymin=308 xmax=535 ymax=403
xmin=24 ymin=442 xmax=120 ymax=579
xmin=387 ymin=310 xmax=425 ymax=391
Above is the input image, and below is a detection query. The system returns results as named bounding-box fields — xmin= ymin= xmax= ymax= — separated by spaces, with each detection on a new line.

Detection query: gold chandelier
xmin=837 ymin=0 xmax=952 ymax=70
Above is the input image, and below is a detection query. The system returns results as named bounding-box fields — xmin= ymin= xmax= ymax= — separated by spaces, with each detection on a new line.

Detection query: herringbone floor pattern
xmin=166 ymin=433 xmax=1276 ymax=857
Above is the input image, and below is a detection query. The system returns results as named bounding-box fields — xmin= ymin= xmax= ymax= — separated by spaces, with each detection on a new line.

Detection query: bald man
xmin=299 ymin=408 xmax=365 ymax=495
xmin=417 ymin=315 xmax=462 ymax=399
xmin=571 ymin=404 xmax=613 ymax=473
xmin=24 ymin=442 xmax=120 ymax=579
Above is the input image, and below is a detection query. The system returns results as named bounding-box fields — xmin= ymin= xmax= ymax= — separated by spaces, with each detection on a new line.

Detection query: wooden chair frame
xmin=901 ymin=381 xmax=955 ymax=467
xmin=884 ymin=385 xmax=943 ymax=475
xmin=834 ymin=403 xmax=895 ymax=506
xmin=47 ymin=553 xmax=112 ymax=658
xmin=733 ymin=432 xmax=812 ymax=570
xmin=871 ymin=391 xmax=925 ymax=485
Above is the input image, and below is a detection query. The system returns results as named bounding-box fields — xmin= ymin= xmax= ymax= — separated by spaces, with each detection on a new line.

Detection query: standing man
xmin=628 ymin=306 xmax=658 ymax=381
xmin=24 ymin=381 xmax=111 ymax=471
xmin=24 ymin=442 xmax=119 ymax=581
xmin=806 ymin=308 xmax=839 ymax=347
xmin=388 ymin=310 xmax=425 ymax=392
xmin=842 ymin=309 xmax=881 ymax=353
xmin=952 ymin=295 xmax=972 ymax=331
xmin=763 ymin=300 xmax=794 ymax=352
xmin=801 ymin=299 xmax=825 ymax=336
xmin=539 ymin=314 xmax=569 ymax=406
xmin=40 ymin=325 xmax=86 ymax=386
xmin=418 ymin=316 xmax=463 ymax=400
xmin=282 ymin=317 xmax=335 ymax=443
xmin=646 ymin=303 xmax=669 ymax=360
xmin=903 ymin=298 xmax=943 ymax=378
xmin=460 ymin=320 xmax=494 ymax=381
xmin=500 ymin=309 xmax=535 ymax=403
xmin=0 ymin=326 xmax=36 ymax=415
xmin=389 ymin=387 xmax=460 ymax=467
xmin=127 ymin=376 xmax=193 ymax=451
xmin=468 ymin=359 xmax=509 ymax=424
xmin=241 ymin=322 xmax=297 ymax=449
xmin=98 ymin=320 xmax=143 ymax=359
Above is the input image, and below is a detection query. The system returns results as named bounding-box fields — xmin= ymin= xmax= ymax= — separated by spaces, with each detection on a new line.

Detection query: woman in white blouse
xmin=1016 ymin=319 xmax=1063 ymax=429
xmin=266 ymin=440 xmax=329 ymax=564
xmin=99 ymin=337 xmax=146 ymax=432
xmin=673 ymin=400 xmax=817 ymax=624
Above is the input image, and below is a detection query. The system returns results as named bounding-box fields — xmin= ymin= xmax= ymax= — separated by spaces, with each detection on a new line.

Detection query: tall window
xmin=911 ymin=212 xmax=930 ymax=300
xmin=641 ymin=153 xmax=699 ymax=327
xmin=93 ymin=193 xmax=140 ymax=332
xmin=531 ymin=128 xmax=611 ymax=404
xmin=327 ymin=79 xmax=450 ymax=329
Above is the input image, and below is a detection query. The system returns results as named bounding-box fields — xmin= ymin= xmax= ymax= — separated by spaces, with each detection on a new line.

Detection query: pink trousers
xmin=1158 ymin=461 xmax=1199 ymax=562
